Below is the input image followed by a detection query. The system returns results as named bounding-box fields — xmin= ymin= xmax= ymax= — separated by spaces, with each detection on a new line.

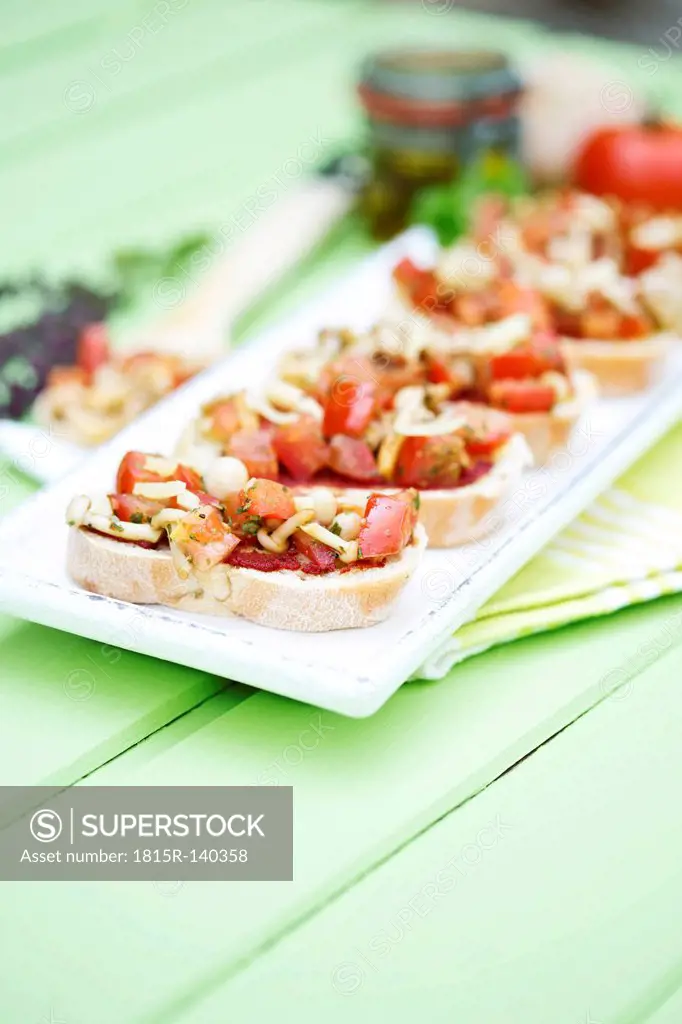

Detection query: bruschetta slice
xmin=173 ymin=377 xmax=533 ymax=549
xmin=66 ymin=466 xmax=425 ymax=632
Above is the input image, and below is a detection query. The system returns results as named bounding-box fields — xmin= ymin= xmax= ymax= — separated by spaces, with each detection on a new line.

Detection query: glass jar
xmin=357 ymin=49 xmax=524 ymax=239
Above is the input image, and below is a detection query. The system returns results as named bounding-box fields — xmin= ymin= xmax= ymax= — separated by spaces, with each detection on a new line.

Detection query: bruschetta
xmin=417 ymin=313 xmax=598 ymax=464
xmin=521 ymin=258 xmax=673 ymax=396
xmin=35 ymin=324 xmax=202 ymax=445
xmin=66 ymin=463 xmax=426 ymax=632
xmin=278 ymin=315 xmax=593 ymax=465
xmin=174 ymin=376 xmax=533 ymax=548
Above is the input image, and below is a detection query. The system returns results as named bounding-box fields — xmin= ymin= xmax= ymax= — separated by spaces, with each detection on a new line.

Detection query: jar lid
xmin=360 ymin=48 xmax=523 ymax=106
xmin=358 ymin=81 xmax=520 ymax=128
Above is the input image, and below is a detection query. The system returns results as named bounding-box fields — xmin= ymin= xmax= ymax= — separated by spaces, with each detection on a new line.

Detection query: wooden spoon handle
xmin=144 ymin=177 xmax=353 ymax=360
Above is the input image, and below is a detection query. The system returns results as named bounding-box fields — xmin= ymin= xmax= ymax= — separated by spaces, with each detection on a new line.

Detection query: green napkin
xmin=417 ymin=423 xmax=682 ymax=678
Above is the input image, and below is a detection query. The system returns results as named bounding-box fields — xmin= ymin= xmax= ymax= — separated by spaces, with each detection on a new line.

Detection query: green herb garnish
xmin=242 ymin=516 xmax=262 ymax=536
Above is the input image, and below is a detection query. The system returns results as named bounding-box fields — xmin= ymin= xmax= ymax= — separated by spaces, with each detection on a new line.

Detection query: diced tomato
xmin=619 ymin=312 xmax=654 ymax=339
xmin=449 ymin=402 xmax=512 ymax=457
xmin=47 ymin=366 xmax=88 ymax=388
xmin=393 ymin=258 xmax=444 ymax=311
xmin=76 ymin=323 xmax=110 ymax=379
xmin=221 ymin=493 xmax=258 ymax=535
xmin=489 ymin=334 xmax=564 ymax=381
xmin=323 ymin=378 xmax=377 ymax=438
xmin=204 ymin=398 xmax=242 ymax=442
xmin=425 ymin=354 xmax=455 ymax=386
xmin=227 ymin=429 xmax=278 ymax=480
xmin=175 ymin=464 xmax=204 ymax=492
xmin=489 ymin=348 xmax=541 ymax=380
xmin=169 ymin=506 xmax=239 ymax=572
xmin=291 ymin=531 xmax=338 ymax=571
xmin=327 ymin=435 xmax=378 ymax=481
xmin=109 ymin=493 xmax=164 ymax=523
xmin=625 ymin=246 xmax=660 ymax=277
xmin=394 ymin=435 xmax=465 ymax=489
xmin=494 ymin=281 xmax=551 ymax=329
xmin=357 ymin=490 xmax=419 ymax=559
xmin=464 ymin=431 xmax=509 ymax=457
xmin=489 ymin=380 xmax=556 ymax=414
xmin=273 ymin=416 xmax=329 ymax=480
xmin=551 ymin=307 xmax=582 ymax=337
xmin=238 ymin=478 xmax=295 ymax=521
xmin=115 ymin=451 xmax=166 ymax=494
xmin=227 ymin=546 xmax=301 ymax=572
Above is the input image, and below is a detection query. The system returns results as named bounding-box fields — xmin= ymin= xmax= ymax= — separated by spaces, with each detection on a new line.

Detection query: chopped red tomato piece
xmin=77 ymin=323 xmax=110 ymax=379
xmin=115 ymin=451 xmax=166 ymax=494
xmin=489 ymin=380 xmax=556 ymax=414
xmin=109 ymin=493 xmax=164 ymax=523
xmin=357 ymin=490 xmax=419 ymax=559
xmin=174 ymin=464 xmax=203 ymax=492
xmin=227 ymin=546 xmax=301 ymax=572
xmin=494 ymin=281 xmax=551 ymax=329
xmin=619 ymin=312 xmax=654 ymax=339
xmin=425 ymin=353 xmax=460 ymax=387
xmin=395 ymin=435 xmax=465 ymax=489
xmin=323 ymin=378 xmax=377 ymax=438
xmin=227 ymin=429 xmax=278 ymax=480
xmin=238 ymin=478 xmax=295 ymax=521
xmin=625 ymin=246 xmax=660 ymax=277
xmin=393 ymin=258 xmax=445 ymax=311
xmin=273 ymin=416 xmax=328 ymax=480
xmin=291 ymin=531 xmax=338 ymax=571
xmin=450 ymin=403 xmax=512 ymax=457
xmin=489 ymin=334 xmax=564 ymax=381
xmin=169 ymin=506 xmax=239 ymax=572
xmin=327 ymin=435 xmax=378 ymax=481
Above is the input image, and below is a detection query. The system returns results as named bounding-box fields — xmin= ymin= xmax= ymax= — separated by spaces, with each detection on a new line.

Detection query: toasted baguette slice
xmin=559 ymin=334 xmax=672 ymax=396
xmin=67 ymin=524 xmax=426 ymax=632
xmin=506 ymin=368 xmax=597 ymax=465
xmin=291 ymin=434 xmax=532 ymax=549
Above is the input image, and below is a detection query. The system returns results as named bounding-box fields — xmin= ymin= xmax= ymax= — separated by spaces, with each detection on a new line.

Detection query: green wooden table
xmin=2 ymin=3 xmax=682 ymax=1021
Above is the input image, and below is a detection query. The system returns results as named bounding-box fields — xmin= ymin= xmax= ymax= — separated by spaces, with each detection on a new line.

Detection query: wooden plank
xmin=0 ymin=615 xmax=234 ymax=788
xmin=1 ymin=593 xmax=681 ymax=1022
xmin=171 ymin=624 xmax=682 ymax=1024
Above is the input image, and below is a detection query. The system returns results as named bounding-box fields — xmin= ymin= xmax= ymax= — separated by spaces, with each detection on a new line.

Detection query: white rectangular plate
xmin=1 ymin=228 xmax=681 ymax=717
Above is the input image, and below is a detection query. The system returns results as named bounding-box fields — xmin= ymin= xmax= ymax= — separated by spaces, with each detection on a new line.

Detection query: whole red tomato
xmin=574 ymin=122 xmax=682 ymax=210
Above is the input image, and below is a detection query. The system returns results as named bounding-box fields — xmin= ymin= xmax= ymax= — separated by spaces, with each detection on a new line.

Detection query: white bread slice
xmin=292 ymin=433 xmax=532 ymax=548
xmin=559 ymin=334 xmax=672 ymax=396
xmin=505 ymin=368 xmax=597 ymax=465
xmin=67 ymin=524 xmax=426 ymax=632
